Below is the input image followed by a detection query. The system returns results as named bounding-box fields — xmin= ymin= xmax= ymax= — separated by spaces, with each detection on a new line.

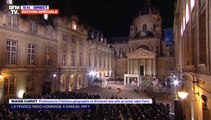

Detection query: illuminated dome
xmin=137 ymin=0 xmax=159 ymax=16
xmin=129 ymin=0 xmax=162 ymax=39
xmin=138 ymin=6 xmax=159 ymax=16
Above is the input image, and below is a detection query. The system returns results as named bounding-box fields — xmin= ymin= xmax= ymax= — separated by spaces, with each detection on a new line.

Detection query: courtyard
xmin=75 ymin=81 xmax=172 ymax=104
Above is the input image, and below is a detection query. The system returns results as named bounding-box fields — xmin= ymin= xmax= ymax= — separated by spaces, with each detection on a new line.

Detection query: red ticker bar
xmin=20 ymin=9 xmax=59 ymax=14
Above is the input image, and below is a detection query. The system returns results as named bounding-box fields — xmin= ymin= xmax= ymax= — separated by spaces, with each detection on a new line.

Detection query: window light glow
xmin=186 ymin=3 xmax=189 ymax=24
xmin=190 ymin=0 xmax=195 ymax=11
xmin=181 ymin=23 xmax=183 ymax=35
xmin=183 ymin=16 xmax=186 ymax=32
xmin=72 ymin=21 xmax=77 ymax=30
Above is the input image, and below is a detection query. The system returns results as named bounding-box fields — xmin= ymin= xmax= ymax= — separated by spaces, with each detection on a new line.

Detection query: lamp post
xmin=174 ymin=77 xmax=188 ymax=120
xmin=52 ymin=73 xmax=57 ymax=92
xmin=169 ymin=71 xmax=179 ymax=115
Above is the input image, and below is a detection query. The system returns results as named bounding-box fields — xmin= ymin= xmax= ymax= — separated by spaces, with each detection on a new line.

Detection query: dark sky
xmin=10 ymin=0 xmax=175 ymax=38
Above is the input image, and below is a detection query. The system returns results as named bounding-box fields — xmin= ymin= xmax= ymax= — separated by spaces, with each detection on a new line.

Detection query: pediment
xmin=127 ymin=48 xmax=156 ymax=59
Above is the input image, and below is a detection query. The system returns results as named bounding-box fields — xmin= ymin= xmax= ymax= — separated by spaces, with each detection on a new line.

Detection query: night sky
xmin=7 ymin=0 xmax=175 ymax=38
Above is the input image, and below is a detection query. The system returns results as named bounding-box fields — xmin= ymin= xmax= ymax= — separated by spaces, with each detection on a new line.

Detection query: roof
xmin=110 ymin=36 xmax=129 ymax=44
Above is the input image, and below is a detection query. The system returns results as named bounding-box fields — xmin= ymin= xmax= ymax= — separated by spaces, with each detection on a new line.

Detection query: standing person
xmin=136 ymin=86 xmax=139 ymax=94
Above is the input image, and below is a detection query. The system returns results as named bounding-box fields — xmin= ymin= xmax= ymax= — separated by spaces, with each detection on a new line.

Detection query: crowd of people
xmin=0 ymin=91 xmax=171 ymax=120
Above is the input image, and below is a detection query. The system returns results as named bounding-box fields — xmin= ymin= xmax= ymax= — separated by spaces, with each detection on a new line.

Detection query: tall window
xmin=62 ymin=52 xmax=67 ymax=66
xmin=190 ymin=0 xmax=195 ymax=11
xmin=94 ymin=55 xmax=97 ymax=67
xmin=45 ymin=46 xmax=51 ymax=65
xmin=99 ymin=56 xmax=102 ymax=67
xmin=79 ymin=38 xmax=83 ymax=66
xmin=104 ymin=57 xmax=106 ymax=68
xmin=199 ymin=0 xmax=206 ymax=7
xmin=26 ymin=75 xmax=34 ymax=91
xmin=63 ymin=33 xmax=67 ymax=41
xmin=79 ymin=38 xmax=83 ymax=46
xmin=185 ymin=3 xmax=189 ymax=24
xmin=143 ymin=24 xmax=147 ymax=31
xmin=107 ymin=57 xmax=109 ymax=68
xmin=181 ymin=16 xmax=186 ymax=36
xmin=199 ymin=12 xmax=206 ymax=64
xmin=71 ymin=35 xmax=76 ymax=44
xmin=4 ymin=77 xmax=16 ymax=95
xmin=30 ymin=21 xmax=37 ymax=33
xmin=109 ymin=58 xmax=112 ymax=68
xmin=71 ymin=36 xmax=76 ymax=66
xmin=88 ymin=53 xmax=91 ymax=67
xmin=181 ymin=23 xmax=183 ymax=36
xmin=79 ymin=52 xmax=83 ymax=66
xmin=71 ymin=49 xmax=76 ymax=66
xmin=183 ymin=16 xmax=186 ymax=31
xmin=6 ymin=40 xmax=17 ymax=65
xmin=27 ymin=44 xmax=36 ymax=65
xmin=8 ymin=15 xmax=17 ymax=27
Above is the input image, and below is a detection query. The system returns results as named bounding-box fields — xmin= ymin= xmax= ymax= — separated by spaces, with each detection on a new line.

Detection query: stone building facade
xmin=174 ymin=0 xmax=211 ymax=119
xmin=111 ymin=1 xmax=174 ymax=82
xmin=0 ymin=9 xmax=114 ymax=100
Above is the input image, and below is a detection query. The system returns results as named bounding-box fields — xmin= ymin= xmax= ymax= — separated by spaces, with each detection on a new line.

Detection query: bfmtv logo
xmin=9 ymin=5 xmax=20 ymax=14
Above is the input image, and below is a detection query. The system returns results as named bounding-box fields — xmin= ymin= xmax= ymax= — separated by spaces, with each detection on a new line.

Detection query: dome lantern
xmin=138 ymin=0 xmax=160 ymax=16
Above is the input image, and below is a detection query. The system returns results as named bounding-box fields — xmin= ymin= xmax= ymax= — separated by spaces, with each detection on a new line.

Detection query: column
xmin=127 ymin=77 xmax=130 ymax=84
xmin=153 ymin=58 xmax=156 ymax=76
xmin=66 ymin=74 xmax=70 ymax=91
xmin=137 ymin=76 xmax=140 ymax=86
xmin=146 ymin=59 xmax=148 ymax=75
xmin=135 ymin=59 xmax=138 ymax=74
xmin=124 ymin=75 xmax=126 ymax=85
xmin=138 ymin=59 xmax=140 ymax=74
xmin=144 ymin=59 xmax=146 ymax=76
xmin=131 ymin=59 xmax=133 ymax=74
xmin=149 ymin=59 xmax=152 ymax=76
xmin=127 ymin=59 xmax=130 ymax=74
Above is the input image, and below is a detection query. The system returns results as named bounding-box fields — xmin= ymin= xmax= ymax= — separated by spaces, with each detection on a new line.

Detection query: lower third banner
xmin=9 ymin=104 xmax=93 ymax=110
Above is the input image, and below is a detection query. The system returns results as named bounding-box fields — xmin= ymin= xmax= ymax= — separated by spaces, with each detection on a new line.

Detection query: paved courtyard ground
xmin=75 ymin=82 xmax=172 ymax=104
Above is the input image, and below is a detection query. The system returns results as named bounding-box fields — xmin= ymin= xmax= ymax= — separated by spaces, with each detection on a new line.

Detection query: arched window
xmin=143 ymin=24 xmax=147 ymax=31
xmin=154 ymin=24 xmax=156 ymax=31
xmin=119 ymin=48 xmax=123 ymax=57
xmin=130 ymin=26 xmax=134 ymax=30
xmin=91 ymin=31 xmax=94 ymax=39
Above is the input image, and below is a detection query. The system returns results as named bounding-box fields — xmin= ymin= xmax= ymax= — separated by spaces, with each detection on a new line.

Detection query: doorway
xmin=140 ymin=66 xmax=144 ymax=76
